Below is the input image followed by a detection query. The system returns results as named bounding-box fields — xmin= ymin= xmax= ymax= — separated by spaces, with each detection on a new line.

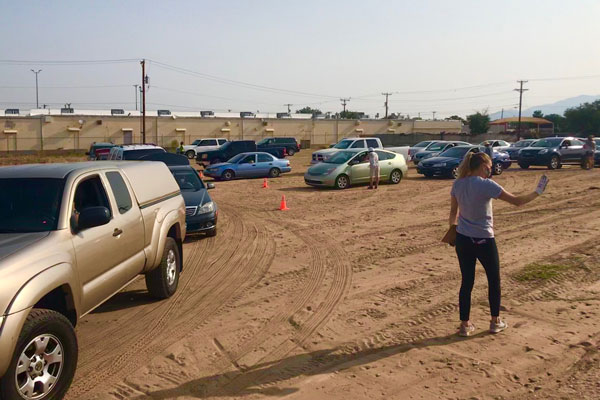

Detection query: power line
xmin=0 ymin=59 xmax=139 ymax=65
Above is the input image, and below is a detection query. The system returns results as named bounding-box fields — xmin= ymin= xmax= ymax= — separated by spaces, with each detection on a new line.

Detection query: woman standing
xmin=448 ymin=151 xmax=547 ymax=336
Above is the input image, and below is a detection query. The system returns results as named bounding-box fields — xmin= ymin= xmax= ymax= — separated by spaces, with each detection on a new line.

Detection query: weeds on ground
xmin=514 ymin=259 xmax=589 ymax=282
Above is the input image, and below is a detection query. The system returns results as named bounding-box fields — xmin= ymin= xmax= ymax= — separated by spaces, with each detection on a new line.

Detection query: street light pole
xmin=31 ymin=69 xmax=42 ymax=108
xmin=134 ymin=84 xmax=139 ymax=111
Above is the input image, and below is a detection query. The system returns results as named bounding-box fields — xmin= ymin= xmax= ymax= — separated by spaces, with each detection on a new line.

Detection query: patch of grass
xmin=514 ymin=262 xmax=573 ymax=282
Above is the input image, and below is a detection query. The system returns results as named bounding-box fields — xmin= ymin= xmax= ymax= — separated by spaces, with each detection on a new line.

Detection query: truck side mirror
xmin=74 ymin=206 xmax=111 ymax=231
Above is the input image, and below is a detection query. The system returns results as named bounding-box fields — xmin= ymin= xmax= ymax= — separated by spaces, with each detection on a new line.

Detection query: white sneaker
xmin=458 ymin=323 xmax=476 ymax=337
xmin=490 ymin=319 xmax=508 ymax=334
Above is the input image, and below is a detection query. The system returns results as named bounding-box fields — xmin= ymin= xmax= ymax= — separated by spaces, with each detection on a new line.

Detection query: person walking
xmin=448 ymin=151 xmax=548 ymax=337
xmin=583 ymin=135 xmax=596 ymax=170
xmin=367 ymin=147 xmax=380 ymax=189
xmin=176 ymin=141 xmax=184 ymax=155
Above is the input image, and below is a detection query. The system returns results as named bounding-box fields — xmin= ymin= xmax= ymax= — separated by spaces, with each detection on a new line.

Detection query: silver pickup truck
xmin=0 ymin=162 xmax=186 ymax=400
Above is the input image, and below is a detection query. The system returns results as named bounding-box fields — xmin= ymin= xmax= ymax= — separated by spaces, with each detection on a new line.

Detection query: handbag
xmin=441 ymin=225 xmax=457 ymax=247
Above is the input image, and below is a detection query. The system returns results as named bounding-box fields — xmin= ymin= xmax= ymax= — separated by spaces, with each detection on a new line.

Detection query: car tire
xmin=423 ymin=173 xmax=433 ymax=178
xmin=145 ymin=237 xmax=180 ymax=299
xmin=519 ymin=163 xmax=529 ymax=169
xmin=334 ymin=174 xmax=350 ymax=190
xmin=287 ymin=148 xmax=296 ymax=156
xmin=548 ymin=155 xmax=560 ymax=170
xmin=221 ymin=169 xmax=235 ymax=181
xmin=389 ymin=169 xmax=403 ymax=184
xmin=0 ymin=309 xmax=78 ymax=400
xmin=493 ymin=162 xmax=503 ymax=175
xmin=268 ymin=168 xmax=281 ymax=178
xmin=185 ymin=150 xmax=195 ymax=159
xmin=206 ymin=226 xmax=217 ymax=237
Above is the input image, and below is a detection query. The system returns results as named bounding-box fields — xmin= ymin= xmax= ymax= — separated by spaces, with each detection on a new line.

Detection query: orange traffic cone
xmin=262 ymin=178 xmax=269 ymax=188
xmin=198 ymin=170 xmax=205 ymax=179
xmin=279 ymin=195 xmax=289 ymax=211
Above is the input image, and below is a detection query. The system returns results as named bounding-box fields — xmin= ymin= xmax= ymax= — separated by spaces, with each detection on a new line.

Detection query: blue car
xmin=412 ymin=141 xmax=471 ymax=165
xmin=417 ymin=145 xmax=511 ymax=178
xmin=517 ymin=136 xmax=586 ymax=169
xmin=504 ymin=139 xmax=538 ymax=161
xmin=203 ymin=152 xmax=291 ymax=181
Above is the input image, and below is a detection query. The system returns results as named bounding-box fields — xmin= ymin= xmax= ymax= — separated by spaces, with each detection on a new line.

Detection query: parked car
xmin=0 ymin=161 xmax=185 ymax=399
xmin=504 ymin=139 xmax=539 ymax=160
xmin=517 ymin=137 xmax=586 ymax=169
xmin=311 ymin=137 xmax=409 ymax=164
xmin=412 ymin=141 xmax=470 ymax=165
xmin=108 ymin=144 xmax=166 ymax=160
xmin=86 ymin=142 xmax=116 ymax=160
xmin=594 ymin=139 xmax=600 ymax=167
xmin=204 ymin=152 xmax=291 ymax=181
xmin=257 ymin=137 xmax=300 ymax=156
xmin=304 ymin=148 xmax=408 ymax=189
xmin=408 ymin=140 xmax=436 ymax=161
xmin=417 ymin=145 xmax=511 ymax=178
xmin=480 ymin=139 xmax=512 ymax=153
xmin=196 ymin=140 xmax=286 ymax=166
xmin=182 ymin=138 xmax=227 ymax=159
xmin=169 ymin=165 xmax=218 ymax=236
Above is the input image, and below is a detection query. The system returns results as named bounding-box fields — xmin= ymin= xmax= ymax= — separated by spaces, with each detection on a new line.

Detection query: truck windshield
xmin=324 ymin=151 xmax=357 ymax=164
xmin=333 ymin=140 xmax=353 ymax=149
xmin=0 ymin=178 xmax=64 ymax=232
xmin=171 ymin=169 xmax=205 ymax=191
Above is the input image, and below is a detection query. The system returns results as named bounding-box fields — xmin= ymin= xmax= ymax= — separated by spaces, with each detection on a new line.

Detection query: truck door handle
xmin=113 ymin=228 xmax=123 ymax=237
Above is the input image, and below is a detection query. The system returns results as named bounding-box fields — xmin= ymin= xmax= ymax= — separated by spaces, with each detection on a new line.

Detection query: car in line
xmin=108 ymin=144 xmax=166 ymax=160
xmin=594 ymin=138 xmax=600 ymax=167
xmin=182 ymin=138 xmax=228 ymax=159
xmin=417 ymin=145 xmax=511 ymax=178
xmin=86 ymin=142 xmax=116 ymax=160
xmin=504 ymin=139 xmax=539 ymax=160
xmin=311 ymin=137 xmax=409 ymax=164
xmin=408 ymin=140 xmax=437 ymax=161
xmin=304 ymin=148 xmax=408 ymax=189
xmin=257 ymin=137 xmax=301 ymax=156
xmin=0 ymin=161 xmax=185 ymax=399
xmin=517 ymin=137 xmax=586 ymax=169
xmin=196 ymin=140 xmax=286 ymax=167
xmin=480 ymin=139 xmax=512 ymax=153
xmin=204 ymin=152 xmax=291 ymax=181
xmin=412 ymin=141 xmax=470 ymax=165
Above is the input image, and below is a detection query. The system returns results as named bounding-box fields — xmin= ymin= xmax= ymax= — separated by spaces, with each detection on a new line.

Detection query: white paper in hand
xmin=535 ymin=175 xmax=549 ymax=195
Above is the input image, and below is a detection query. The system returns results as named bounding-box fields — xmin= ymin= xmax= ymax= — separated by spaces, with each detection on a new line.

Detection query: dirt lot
xmin=56 ymin=152 xmax=600 ymax=399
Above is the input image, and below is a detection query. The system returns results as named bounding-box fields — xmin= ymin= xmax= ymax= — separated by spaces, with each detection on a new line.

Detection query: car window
xmin=240 ymin=155 xmax=256 ymax=164
xmin=73 ymin=176 xmax=112 ymax=217
xmin=562 ymin=140 xmax=571 ymax=147
xmin=123 ymin=148 xmax=164 ymax=160
xmin=105 ymin=172 xmax=132 ymax=214
xmin=350 ymin=140 xmax=365 ymax=148
xmin=258 ymin=154 xmax=273 ymax=162
xmin=218 ymin=139 xmax=227 ymax=145
xmin=172 ymin=169 xmax=204 ymax=191
xmin=200 ymin=139 xmax=218 ymax=146
xmin=375 ymin=150 xmax=391 ymax=160
xmin=572 ymin=139 xmax=584 ymax=146
xmin=354 ymin=151 xmax=369 ymax=163
xmin=366 ymin=139 xmax=379 ymax=148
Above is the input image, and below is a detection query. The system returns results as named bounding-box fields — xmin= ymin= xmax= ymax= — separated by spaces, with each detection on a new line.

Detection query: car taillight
xmin=283 ymin=148 xmax=287 ymax=156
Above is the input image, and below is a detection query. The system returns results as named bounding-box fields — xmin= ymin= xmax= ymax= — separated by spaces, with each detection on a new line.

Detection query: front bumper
xmin=304 ymin=174 xmax=336 ymax=187
xmin=518 ymin=153 xmax=551 ymax=165
xmin=416 ymin=165 xmax=454 ymax=176
xmin=186 ymin=210 xmax=218 ymax=233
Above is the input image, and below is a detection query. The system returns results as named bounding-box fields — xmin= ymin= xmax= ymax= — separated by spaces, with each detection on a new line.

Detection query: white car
xmin=312 ymin=137 xmax=409 ymax=164
xmin=182 ymin=138 xmax=227 ymax=159
xmin=480 ymin=140 xmax=512 ymax=153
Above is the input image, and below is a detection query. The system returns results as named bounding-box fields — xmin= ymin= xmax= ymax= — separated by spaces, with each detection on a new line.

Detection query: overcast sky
xmin=1 ymin=0 xmax=599 ymax=118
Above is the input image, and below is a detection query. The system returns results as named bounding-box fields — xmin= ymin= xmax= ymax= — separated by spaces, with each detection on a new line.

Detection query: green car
xmin=304 ymin=149 xmax=408 ymax=189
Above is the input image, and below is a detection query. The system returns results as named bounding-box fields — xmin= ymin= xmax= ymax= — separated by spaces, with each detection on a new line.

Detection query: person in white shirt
xmin=368 ymin=147 xmax=380 ymax=189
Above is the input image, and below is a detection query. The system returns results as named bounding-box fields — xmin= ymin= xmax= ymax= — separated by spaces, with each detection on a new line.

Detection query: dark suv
xmin=518 ymin=137 xmax=586 ymax=169
xmin=257 ymin=137 xmax=300 ymax=156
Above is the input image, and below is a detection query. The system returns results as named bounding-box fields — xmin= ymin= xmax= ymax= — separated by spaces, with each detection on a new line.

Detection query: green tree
xmin=532 ymin=110 xmax=544 ymax=118
xmin=564 ymin=100 xmax=600 ymax=134
xmin=296 ymin=106 xmax=322 ymax=115
xmin=466 ymin=112 xmax=490 ymax=134
xmin=340 ymin=110 xmax=366 ymax=119
xmin=543 ymin=113 xmax=566 ymax=133
xmin=446 ymin=115 xmax=466 ymax=124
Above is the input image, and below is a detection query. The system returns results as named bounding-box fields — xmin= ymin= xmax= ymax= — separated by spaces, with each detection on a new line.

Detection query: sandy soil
xmin=60 ymin=152 xmax=600 ymax=400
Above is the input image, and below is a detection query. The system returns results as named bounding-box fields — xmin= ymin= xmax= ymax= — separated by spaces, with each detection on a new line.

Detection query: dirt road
xmin=66 ymin=152 xmax=600 ymax=399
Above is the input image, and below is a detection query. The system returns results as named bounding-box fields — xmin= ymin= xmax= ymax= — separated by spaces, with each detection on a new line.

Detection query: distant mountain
xmin=489 ymin=95 xmax=600 ymax=120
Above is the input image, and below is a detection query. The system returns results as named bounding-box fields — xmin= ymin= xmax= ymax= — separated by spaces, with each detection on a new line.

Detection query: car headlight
xmin=539 ymin=149 xmax=548 ymax=154
xmin=197 ymin=201 xmax=215 ymax=214
xmin=433 ymin=163 xmax=446 ymax=167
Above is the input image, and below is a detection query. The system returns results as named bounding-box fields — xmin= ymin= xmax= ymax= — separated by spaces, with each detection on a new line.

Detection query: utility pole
xmin=31 ymin=69 xmax=42 ymax=108
xmin=382 ymin=92 xmax=392 ymax=118
xmin=141 ymin=60 xmax=146 ymax=143
xmin=514 ymin=80 xmax=528 ymax=141
xmin=284 ymin=103 xmax=292 ymax=113
xmin=501 ymin=108 xmax=504 ymax=119
xmin=432 ymin=111 xmax=437 ymax=120
xmin=134 ymin=84 xmax=139 ymax=111
xmin=340 ymin=98 xmax=350 ymax=114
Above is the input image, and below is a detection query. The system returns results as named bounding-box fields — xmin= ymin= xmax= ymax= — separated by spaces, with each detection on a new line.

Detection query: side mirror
xmin=73 ymin=206 xmax=111 ymax=232
xmin=207 ymin=182 xmax=215 ymax=190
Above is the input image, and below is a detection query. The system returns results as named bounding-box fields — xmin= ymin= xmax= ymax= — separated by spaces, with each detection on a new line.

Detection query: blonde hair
xmin=457 ymin=151 xmax=492 ymax=179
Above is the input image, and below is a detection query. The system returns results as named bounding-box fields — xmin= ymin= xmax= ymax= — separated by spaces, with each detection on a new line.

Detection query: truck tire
xmin=548 ymin=155 xmax=560 ymax=170
xmin=145 ymin=237 xmax=180 ymax=299
xmin=334 ymin=174 xmax=350 ymax=189
xmin=0 ymin=309 xmax=78 ymax=400
xmin=389 ymin=169 xmax=403 ymax=184
xmin=185 ymin=150 xmax=195 ymax=159
xmin=221 ymin=169 xmax=235 ymax=181
xmin=287 ymin=148 xmax=296 ymax=156
xmin=268 ymin=168 xmax=280 ymax=178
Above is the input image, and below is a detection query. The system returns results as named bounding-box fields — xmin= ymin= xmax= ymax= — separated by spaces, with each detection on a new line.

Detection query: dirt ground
xmin=58 ymin=151 xmax=600 ymax=400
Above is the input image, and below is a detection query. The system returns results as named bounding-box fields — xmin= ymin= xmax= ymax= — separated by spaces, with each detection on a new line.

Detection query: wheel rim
xmin=166 ymin=249 xmax=177 ymax=286
xmin=223 ymin=171 xmax=232 ymax=180
xmin=392 ymin=171 xmax=401 ymax=183
xmin=494 ymin=163 xmax=502 ymax=174
xmin=186 ymin=151 xmax=194 ymax=159
xmin=551 ymin=157 xmax=558 ymax=168
xmin=452 ymin=167 xmax=458 ymax=178
xmin=270 ymin=169 xmax=279 ymax=177
xmin=337 ymin=176 xmax=348 ymax=189
xmin=15 ymin=334 xmax=64 ymax=400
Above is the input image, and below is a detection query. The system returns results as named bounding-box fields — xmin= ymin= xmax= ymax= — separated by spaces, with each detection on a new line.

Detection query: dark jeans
xmin=455 ymin=232 xmax=501 ymax=321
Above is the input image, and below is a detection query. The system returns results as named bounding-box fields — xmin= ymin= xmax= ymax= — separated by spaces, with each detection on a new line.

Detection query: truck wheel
xmin=0 ymin=309 xmax=78 ymax=400
xmin=493 ymin=162 xmax=503 ymax=175
xmin=389 ymin=169 xmax=403 ymax=184
xmin=185 ymin=150 xmax=195 ymax=159
xmin=334 ymin=174 xmax=350 ymax=189
xmin=268 ymin=168 xmax=280 ymax=178
xmin=548 ymin=155 xmax=560 ymax=170
xmin=518 ymin=163 xmax=529 ymax=169
xmin=287 ymin=148 xmax=296 ymax=156
xmin=145 ymin=237 xmax=180 ymax=299
xmin=221 ymin=170 xmax=235 ymax=181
